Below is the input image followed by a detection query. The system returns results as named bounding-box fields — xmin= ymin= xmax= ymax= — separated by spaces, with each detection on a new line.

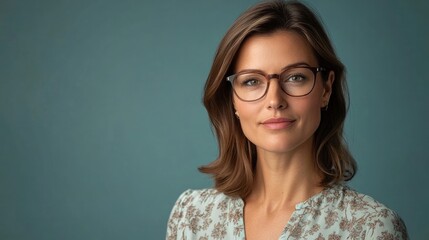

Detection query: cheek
xmin=308 ymin=103 xmax=322 ymax=128
xmin=234 ymin=99 xmax=260 ymax=134
xmin=299 ymin=92 xmax=324 ymax=129
xmin=291 ymin=98 xmax=320 ymax=121
xmin=304 ymin=81 xmax=325 ymax=110
xmin=234 ymin=95 xmax=255 ymax=117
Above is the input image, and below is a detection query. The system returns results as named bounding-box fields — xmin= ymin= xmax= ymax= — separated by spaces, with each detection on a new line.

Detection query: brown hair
xmin=199 ymin=0 xmax=356 ymax=198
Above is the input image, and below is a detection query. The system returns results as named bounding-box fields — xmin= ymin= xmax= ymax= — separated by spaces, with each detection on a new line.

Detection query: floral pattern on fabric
xmin=166 ymin=185 xmax=408 ymax=240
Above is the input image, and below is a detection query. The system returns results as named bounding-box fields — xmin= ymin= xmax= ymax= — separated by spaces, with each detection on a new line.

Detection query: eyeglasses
xmin=226 ymin=66 xmax=326 ymax=102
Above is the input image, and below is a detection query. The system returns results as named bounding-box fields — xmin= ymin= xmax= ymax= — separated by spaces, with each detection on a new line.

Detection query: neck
xmin=246 ymin=143 xmax=323 ymax=210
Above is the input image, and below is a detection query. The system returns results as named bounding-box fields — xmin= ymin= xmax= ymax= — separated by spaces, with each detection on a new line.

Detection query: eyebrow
xmin=236 ymin=62 xmax=312 ymax=74
xmin=280 ymin=62 xmax=311 ymax=71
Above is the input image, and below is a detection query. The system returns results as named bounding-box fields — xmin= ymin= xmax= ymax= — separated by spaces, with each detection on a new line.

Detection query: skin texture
xmin=233 ymin=30 xmax=334 ymax=239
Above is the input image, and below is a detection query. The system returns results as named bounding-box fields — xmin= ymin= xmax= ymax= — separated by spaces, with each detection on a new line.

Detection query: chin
xmin=255 ymin=136 xmax=313 ymax=155
xmin=257 ymin=144 xmax=301 ymax=154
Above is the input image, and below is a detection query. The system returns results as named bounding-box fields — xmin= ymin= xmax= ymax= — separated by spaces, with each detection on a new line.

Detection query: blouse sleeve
xmin=166 ymin=190 xmax=192 ymax=240
xmin=364 ymin=209 xmax=409 ymax=240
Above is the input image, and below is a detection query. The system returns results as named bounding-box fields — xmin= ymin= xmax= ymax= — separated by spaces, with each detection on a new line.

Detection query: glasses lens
xmin=233 ymin=73 xmax=267 ymax=101
xmin=280 ymin=67 xmax=315 ymax=96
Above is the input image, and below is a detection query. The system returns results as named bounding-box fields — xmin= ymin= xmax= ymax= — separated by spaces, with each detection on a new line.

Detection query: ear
xmin=321 ymin=70 xmax=335 ymax=107
xmin=232 ymin=99 xmax=237 ymax=116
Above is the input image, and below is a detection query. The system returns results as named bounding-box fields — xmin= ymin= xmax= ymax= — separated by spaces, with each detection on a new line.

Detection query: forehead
xmin=234 ymin=30 xmax=318 ymax=73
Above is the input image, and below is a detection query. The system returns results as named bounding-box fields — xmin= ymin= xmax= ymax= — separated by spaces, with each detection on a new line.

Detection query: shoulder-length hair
xmin=199 ymin=0 xmax=356 ymax=198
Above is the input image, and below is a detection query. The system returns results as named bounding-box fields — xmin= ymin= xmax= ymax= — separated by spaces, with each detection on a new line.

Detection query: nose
xmin=266 ymin=78 xmax=287 ymax=110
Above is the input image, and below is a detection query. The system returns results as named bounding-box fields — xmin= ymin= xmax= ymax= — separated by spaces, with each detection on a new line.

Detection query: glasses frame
xmin=226 ymin=66 xmax=326 ymax=102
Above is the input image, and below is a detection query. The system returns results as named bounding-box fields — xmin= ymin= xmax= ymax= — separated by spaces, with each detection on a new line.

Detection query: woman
xmin=167 ymin=1 xmax=408 ymax=239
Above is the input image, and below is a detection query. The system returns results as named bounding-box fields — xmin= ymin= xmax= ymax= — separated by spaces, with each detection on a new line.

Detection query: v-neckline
xmin=236 ymin=185 xmax=336 ymax=239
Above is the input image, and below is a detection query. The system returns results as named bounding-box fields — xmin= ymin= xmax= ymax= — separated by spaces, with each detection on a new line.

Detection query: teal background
xmin=1 ymin=0 xmax=428 ymax=239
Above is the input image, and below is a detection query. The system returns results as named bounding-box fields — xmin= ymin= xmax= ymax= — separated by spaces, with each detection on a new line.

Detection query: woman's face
xmin=233 ymin=30 xmax=333 ymax=156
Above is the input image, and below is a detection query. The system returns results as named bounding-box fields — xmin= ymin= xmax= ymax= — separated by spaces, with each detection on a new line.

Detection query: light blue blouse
xmin=166 ymin=184 xmax=407 ymax=239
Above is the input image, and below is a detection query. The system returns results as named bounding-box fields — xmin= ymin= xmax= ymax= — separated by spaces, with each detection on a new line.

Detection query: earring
xmin=322 ymin=102 xmax=329 ymax=111
xmin=235 ymin=111 xmax=240 ymax=119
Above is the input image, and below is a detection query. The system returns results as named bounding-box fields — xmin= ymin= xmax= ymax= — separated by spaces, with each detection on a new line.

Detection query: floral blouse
xmin=166 ymin=184 xmax=408 ymax=239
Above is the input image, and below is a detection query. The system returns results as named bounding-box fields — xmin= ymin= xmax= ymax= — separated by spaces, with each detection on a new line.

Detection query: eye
xmin=242 ymin=78 xmax=261 ymax=86
xmin=236 ymin=73 xmax=265 ymax=88
xmin=286 ymin=74 xmax=307 ymax=83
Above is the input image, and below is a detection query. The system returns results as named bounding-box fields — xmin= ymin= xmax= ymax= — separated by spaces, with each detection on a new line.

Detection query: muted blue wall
xmin=1 ymin=0 xmax=428 ymax=239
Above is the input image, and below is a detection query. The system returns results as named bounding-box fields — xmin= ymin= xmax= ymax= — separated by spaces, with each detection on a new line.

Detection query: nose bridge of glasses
xmin=267 ymin=73 xmax=280 ymax=81
xmin=265 ymin=73 xmax=285 ymax=97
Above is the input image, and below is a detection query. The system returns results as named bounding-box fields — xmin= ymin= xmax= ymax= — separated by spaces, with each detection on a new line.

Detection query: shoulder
xmin=328 ymin=185 xmax=408 ymax=239
xmin=171 ymin=188 xmax=241 ymax=213
xmin=166 ymin=188 xmax=244 ymax=239
xmin=174 ymin=188 xmax=231 ymax=206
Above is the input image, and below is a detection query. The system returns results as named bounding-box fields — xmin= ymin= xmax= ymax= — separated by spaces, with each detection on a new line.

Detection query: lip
xmin=261 ymin=118 xmax=295 ymax=130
